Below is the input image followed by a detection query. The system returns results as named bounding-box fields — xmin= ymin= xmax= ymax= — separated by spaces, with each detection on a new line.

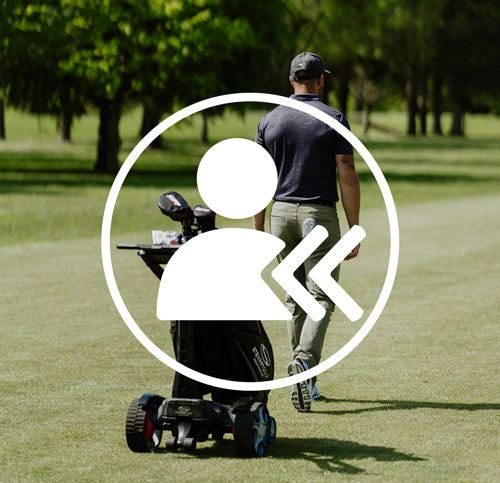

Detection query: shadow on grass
xmin=154 ymin=437 xmax=424 ymax=475
xmin=357 ymin=170 xmax=499 ymax=185
xmin=364 ymin=137 xmax=500 ymax=152
xmin=2 ymin=166 xmax=498 ymax=193
xmin=270 ymin=437 xmax=425 ymax=474
xmin=0 ymin=167 xmax=199 ymax=194
xmin=313 ymin=397 xmax=500 ymax=415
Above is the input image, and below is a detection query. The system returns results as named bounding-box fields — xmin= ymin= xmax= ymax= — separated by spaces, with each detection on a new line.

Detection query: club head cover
xmin=157 ymin=191 xmax=193 ymax=221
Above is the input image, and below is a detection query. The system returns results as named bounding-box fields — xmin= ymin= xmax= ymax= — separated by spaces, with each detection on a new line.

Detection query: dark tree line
xmin=1 ymin=0 xmax=499 ymax=172
xmin=294 ymin=0 xmax=500 ymax=136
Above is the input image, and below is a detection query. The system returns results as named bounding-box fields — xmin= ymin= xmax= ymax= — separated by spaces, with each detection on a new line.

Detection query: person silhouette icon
xmin=156 ymin=138 xmax=292 ymax=321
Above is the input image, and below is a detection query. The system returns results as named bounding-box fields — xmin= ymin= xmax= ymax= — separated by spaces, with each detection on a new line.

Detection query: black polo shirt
xmin=255 ymin=94 xmax=353 ymax=206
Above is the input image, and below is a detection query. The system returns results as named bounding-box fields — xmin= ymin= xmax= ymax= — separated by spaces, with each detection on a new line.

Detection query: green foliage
xmin=1 ymin=0 xmax=290 ymax=106
xmin=0 ymin=0 xmax=292 ymax=170
xmin=1 ymin=0 xmax=499 ymax=165
xmin=1 ymin=1 xmax=77 ymax=113
xmin=287 ymin=0 xmax=500 ymax=129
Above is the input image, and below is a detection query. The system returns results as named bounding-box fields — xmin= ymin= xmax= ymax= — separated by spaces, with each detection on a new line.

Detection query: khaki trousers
xmin=270 ymin=201 xmax=341 ymax=371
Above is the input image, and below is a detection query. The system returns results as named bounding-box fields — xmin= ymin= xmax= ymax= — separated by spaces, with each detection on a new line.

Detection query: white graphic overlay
xmin=157 ymin=228 xmax=291 ymax=320
xmin=197 ymin=138 xmax=277 ymax=219
xmin=272 ymin=225 xmax=366 ymax=323
xmin=158 ymin=137 xmax=290 ymax=320
xmin=101 ymin=92 xmax=400 ymax=392
xmin=271 ymin=225 xmax=329 ymax=322
xmin=309 ymin=225 xmax=366 ymax=322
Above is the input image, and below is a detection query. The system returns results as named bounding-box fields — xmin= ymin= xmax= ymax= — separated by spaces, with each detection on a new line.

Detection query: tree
xmin=289 ymin=0 xmax=393 ymax=120
xmin=290 ymin=0 xmax=374 ymax=114
xmin=0 ymin=2 xmax=87 ymax=142
xmin=374 ymin=0 xmax=436 ymax=136
xmin=437 ymin=0 xmax=500 ymax=136
xmin=1 ymin=0 xmax=290 ymax=172
xmin=157 ymin=0 xmax=291 ymax=143
xmin=61 ymin=0 xmax=290 ymax=171
xmin=56 ymin=0 xmax=167 ymax=172
xmin=290 ymin=0 xmax=500 ymax=138
xmin=380 ymin=0 xmax=500 ymax=137
xmin=349 ymin=63 xmax=387 ymax=134
xmin=0 ymin=97 xmax=5 ymax=140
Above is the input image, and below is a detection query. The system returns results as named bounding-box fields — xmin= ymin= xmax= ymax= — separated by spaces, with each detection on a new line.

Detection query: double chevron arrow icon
xmin=272 ymin=225 xmax=366 ymax=322
xmin=156 ymin=223 xmax=366 ymax=322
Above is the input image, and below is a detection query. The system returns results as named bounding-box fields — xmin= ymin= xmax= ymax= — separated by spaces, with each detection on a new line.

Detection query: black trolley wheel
xmin=182 ymin=437 xmax=197 ymax=452
xmin=165 ymin=436 xmax=178 ymax=452
xmin=233 ymin=404 xmax=271 ymax=457
xmin=212 ymin=428 xmax=225 ymax=442
xmin=125 ymin=398 xmax=163 ymax=452
xmin=268 ymin=416 xmax=277 ymax=445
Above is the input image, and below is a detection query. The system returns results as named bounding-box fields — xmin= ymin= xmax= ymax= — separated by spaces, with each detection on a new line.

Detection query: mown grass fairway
xmin=1 ymin=107 xmax=499 ymax=481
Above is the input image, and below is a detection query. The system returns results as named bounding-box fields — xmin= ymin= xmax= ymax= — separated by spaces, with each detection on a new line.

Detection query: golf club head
xmin=157 ymin=191 xmax=195 ymax=238
xmin=157 ymin=191 xmax=193 ymax=221
xmin=193 ymin=205 xmax=216 ymax=232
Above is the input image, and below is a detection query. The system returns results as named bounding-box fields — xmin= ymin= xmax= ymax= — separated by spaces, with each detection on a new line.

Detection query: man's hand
xmin=344 ymin=243 xmax=360 ymax=260
xmin=252 ymin=208 xmax=266 ymax=231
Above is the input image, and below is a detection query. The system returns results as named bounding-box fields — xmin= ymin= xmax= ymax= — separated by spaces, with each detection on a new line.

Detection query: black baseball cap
xmin=290 ymin=52 xmax=331 ymax=81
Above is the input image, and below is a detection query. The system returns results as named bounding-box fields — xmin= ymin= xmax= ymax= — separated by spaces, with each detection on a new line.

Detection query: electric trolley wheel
xmin=212 ymin=428 xmax=225 ymax=442
xmin=233 ymin=404 xmax=271 ymax=457
xmin=268 ymin=416 xmax=277 ymax=445
xmin=182 ymin=437 xmax=197 ymax=452
xmin=125 ymin=398 xmax=163 ymax=452
xmin=165 ymin=437 xmax=178 ymax=452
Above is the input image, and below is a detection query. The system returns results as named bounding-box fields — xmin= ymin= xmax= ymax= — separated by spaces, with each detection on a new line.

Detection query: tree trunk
xmin=418 ymin=95 xmax=427 ymax=136
xmin=335 ymin=79 xmax=349 ymax=115
xmin=418 ymin=69 xmax=428 ymax=136
xmin=200 ymin=112 xmax=208 ymax=145
xmin=450 ymin=103 xmax=465 ymax=136
xmin=431 ymin=71 xmax=443 ymax=135
xmin=0 ymin=98 xmax=5 ymax=140
xmin=406 ymin=74 xmax=418 ymax=136
xmin=140 ymin=99 xmax=163 ymax=149
xmin=362 ymin=104 xmax=371 ymax=135
xmin=321 ymin=71 xmax=330 ymax=105
xmin=59 ymin=103 xmax=72 ymax=143
xmin=94 ymin=98 xmax=122 ymax=173
xmin=354 ymin=96 xmax=363 ymax=113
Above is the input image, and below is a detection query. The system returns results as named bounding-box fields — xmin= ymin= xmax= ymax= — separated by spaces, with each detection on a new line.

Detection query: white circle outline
xmin=101 ymin=93 xmax=399 ymax=391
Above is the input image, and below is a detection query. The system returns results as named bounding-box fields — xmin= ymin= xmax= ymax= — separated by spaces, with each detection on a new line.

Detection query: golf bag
xmin=119 ymin=192 xmax=277 ymax=457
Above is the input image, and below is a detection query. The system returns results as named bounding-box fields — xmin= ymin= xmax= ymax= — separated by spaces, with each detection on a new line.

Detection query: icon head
xmin=197 ymin=138 xmax=278 ymax=219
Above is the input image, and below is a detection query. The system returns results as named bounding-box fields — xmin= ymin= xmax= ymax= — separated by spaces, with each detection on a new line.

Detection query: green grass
xmin=2 ymin=107 xmax=499 ymax=245
xmin=1 ymin=107 xmax=499 ymax=481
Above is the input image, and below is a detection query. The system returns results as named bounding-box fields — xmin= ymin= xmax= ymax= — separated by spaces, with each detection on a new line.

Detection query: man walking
xmin=253 ymin=52 xmax=361 ymax=412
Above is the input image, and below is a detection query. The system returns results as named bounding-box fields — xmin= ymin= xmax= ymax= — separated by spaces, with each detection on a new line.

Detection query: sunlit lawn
xmin=1 ymin=107 xmax=499 ymax=481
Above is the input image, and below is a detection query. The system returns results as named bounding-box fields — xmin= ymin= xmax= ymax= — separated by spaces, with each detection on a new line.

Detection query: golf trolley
xmin=117 ymin=192 xmax=276 ymax=457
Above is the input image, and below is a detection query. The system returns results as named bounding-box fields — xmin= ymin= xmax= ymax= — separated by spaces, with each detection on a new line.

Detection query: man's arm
xmin=253 ymin=208 xmax=266 ymax=232
xmin=336 ymin=153 xmax=361 ymax=260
